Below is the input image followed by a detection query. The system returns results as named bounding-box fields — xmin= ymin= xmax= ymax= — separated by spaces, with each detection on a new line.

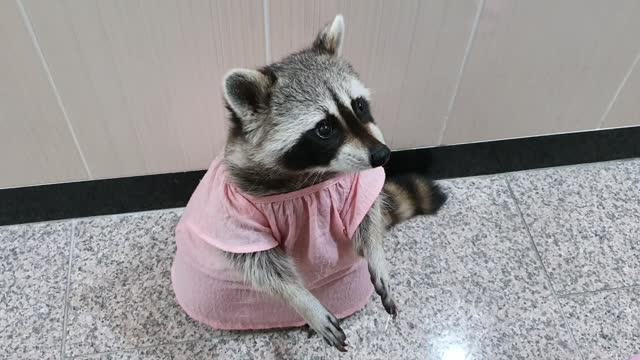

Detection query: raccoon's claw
xmin=371 ymin=273 xmax=398 ymax=319
xmin=383 ymin=298 xmax=398 ymax=319
xmin=303 ymin=324 xmax=316 ymax=338
xmin=307 ymin=313 xmax=348 ymax=352
xmin=324 ymin=315 xmax=348 ymax=352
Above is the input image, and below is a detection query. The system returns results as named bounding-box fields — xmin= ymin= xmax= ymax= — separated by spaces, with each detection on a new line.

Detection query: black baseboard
xmin=1 ymin=126 xmax=638 ymax=226
xmin=386 ymin=126 xmax=640 ymax=179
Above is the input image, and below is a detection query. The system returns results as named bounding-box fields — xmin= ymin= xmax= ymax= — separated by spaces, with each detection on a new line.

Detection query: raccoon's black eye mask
xmin=282 ymin=114 xmax=345 ymax=171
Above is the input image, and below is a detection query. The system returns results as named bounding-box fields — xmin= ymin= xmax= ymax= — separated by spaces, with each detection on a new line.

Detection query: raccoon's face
xmin=223 ymin=15 xmax=390 ymax=177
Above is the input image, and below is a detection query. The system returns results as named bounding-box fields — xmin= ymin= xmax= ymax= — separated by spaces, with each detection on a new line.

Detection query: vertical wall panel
xmin=395 ymin=1 xmax=480 ymax=149
xmin=602 ymin=59 xmax=640 ymax=128
xmin=23 ymin=0 xmax=265 ymax=178
xmin=0 ymin=0 xmax=87 ymax=188
xmin=269 ymin=0 xmax=479 ymax=149
xmin=443 ymin=0 xmax=640 ymax=145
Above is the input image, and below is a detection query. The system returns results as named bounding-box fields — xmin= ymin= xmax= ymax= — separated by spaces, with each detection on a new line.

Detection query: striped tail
xmin=382 ymin=174 xmax=447 ymax=227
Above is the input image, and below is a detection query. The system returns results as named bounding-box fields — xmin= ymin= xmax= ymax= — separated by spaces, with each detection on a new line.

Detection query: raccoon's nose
xmin=370 ymin=144 xmax=391 ymax=167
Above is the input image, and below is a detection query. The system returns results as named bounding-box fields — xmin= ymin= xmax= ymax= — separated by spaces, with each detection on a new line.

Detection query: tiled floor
xmin=1 ymin=159 xmax=639 ymax=360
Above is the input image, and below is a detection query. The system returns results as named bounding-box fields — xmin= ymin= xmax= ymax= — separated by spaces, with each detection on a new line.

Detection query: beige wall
xmin=1 ymin=0 xmax=639 ymax=189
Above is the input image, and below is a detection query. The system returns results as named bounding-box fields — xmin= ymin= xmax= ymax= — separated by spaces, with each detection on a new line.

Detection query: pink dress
xmin=171 ymin=156 xmax=385 ymax=330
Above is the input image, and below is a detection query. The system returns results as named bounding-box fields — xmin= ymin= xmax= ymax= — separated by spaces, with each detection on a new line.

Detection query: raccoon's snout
xmin=370 ymin=144 xmax=391 ymax=168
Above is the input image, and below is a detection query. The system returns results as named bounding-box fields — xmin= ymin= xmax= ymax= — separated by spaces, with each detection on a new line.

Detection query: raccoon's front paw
xmin=381 ymin=295 xmax=398 ymax=319
xmin=306 ymin=310 xmax=348 ymax=352
xmin=371 ymin=273 xmax=398 ymax=319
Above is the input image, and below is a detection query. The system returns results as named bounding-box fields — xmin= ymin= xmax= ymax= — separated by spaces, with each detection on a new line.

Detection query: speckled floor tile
xmin=0 ymin=222 xmax=70 ymax=360
xmin=74 ymin=177 xmax=579 ymax=359
xmin=332 ymin=177 xmax=578 ymax=360
xmin=63 ymin=210 xmax=220 ymax=357
xmin=508 ymin=159 xmax=640 ymax=295
xmin=560 ymin=287 xmax=640 ymax=360
xmin=74 ymin=332 xmax=301 ymax=360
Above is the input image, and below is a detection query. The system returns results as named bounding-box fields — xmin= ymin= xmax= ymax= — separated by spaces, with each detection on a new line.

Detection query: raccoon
xmin=172 ymin=14 xmax=446 ymax=352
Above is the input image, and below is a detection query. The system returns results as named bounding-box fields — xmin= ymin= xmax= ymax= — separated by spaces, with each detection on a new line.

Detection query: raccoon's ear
xmin=223 ymin=68 xmax=275 ymax=119
xmin=312 ymin=14 xmax=344 ymax=56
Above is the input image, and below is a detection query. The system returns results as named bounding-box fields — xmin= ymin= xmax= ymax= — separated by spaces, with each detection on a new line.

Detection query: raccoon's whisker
xmin=307 ymin=170 xmax=317 ymax=186
xmin=311 ymin=169 xmax=324 ymax=186
xmin=297 ymin=171 xmax=315 ymax=189
xmin=295 ymin=169 xmax=316 ymax=189
xmin=312 ymin=169 xmax=324 ymax=186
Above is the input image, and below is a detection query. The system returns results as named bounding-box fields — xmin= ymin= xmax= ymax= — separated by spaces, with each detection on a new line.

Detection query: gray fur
xmin=313 ymin=14 xmax=345 ymax=56
xmin=225 ymin=248 xmax=348 ymax=351
xmin=221 ymin=16 xmax=380 ymax=197
xmin=223 ymin=51 xmax=371 ymax=197
xmin=382 ymin=175 xmax=448 ymax=226
xmin=216 ymin=14 xmax=433 ymax=352
xmin=353 ymin=196 xmax=398 ymax=318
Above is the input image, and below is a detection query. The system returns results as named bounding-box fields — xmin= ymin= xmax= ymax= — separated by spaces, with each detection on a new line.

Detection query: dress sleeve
xmin=180 ymin=180 xmax=279 ymax=254
xmin=341 ymin=167 xmax=386 ymax=239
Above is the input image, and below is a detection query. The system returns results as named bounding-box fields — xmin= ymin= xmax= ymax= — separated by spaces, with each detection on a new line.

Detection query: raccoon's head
xmin=223 ymin=15 xmax=390 ymax=194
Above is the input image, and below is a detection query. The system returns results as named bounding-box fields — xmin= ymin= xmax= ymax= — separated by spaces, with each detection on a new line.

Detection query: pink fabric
xmin=171 ymin=156 xmax=385 ymax=330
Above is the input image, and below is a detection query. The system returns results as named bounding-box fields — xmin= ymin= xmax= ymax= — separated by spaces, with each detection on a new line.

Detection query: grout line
xmin=59 ymin=220 xmax=76 ymax=359
xmin=15 ymin=0 xmax=93 ymax=180
xmin=69 ymin=336 xmax=228 ymax=359
xmin=505 ymin=179 xmax=586 ymax=360
xmin=558 ymin=284 xmax=640 ymax=298
xmin=389 ymin=0 xmax=423 ymax=147
xmin=597 ymin=47 xmax=640 ymax=128
xmin=500 ymin=156 xmax=640 ymax=177
xmin=443 ymin=154 xmax=637 ymax=184
xmin=262 ymin=0 xmax=272 ymax=63
xmin=0 ymin=206 xmax=185 ymax=228
xmin=437 ymin=0 xmax=485 ymax=146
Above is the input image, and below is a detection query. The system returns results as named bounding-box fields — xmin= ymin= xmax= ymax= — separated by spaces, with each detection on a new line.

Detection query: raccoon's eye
xmin=352 ymin=97 xmax=369 ymax=116
xmin=315 ymin=120 xmax=333 ymax=139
